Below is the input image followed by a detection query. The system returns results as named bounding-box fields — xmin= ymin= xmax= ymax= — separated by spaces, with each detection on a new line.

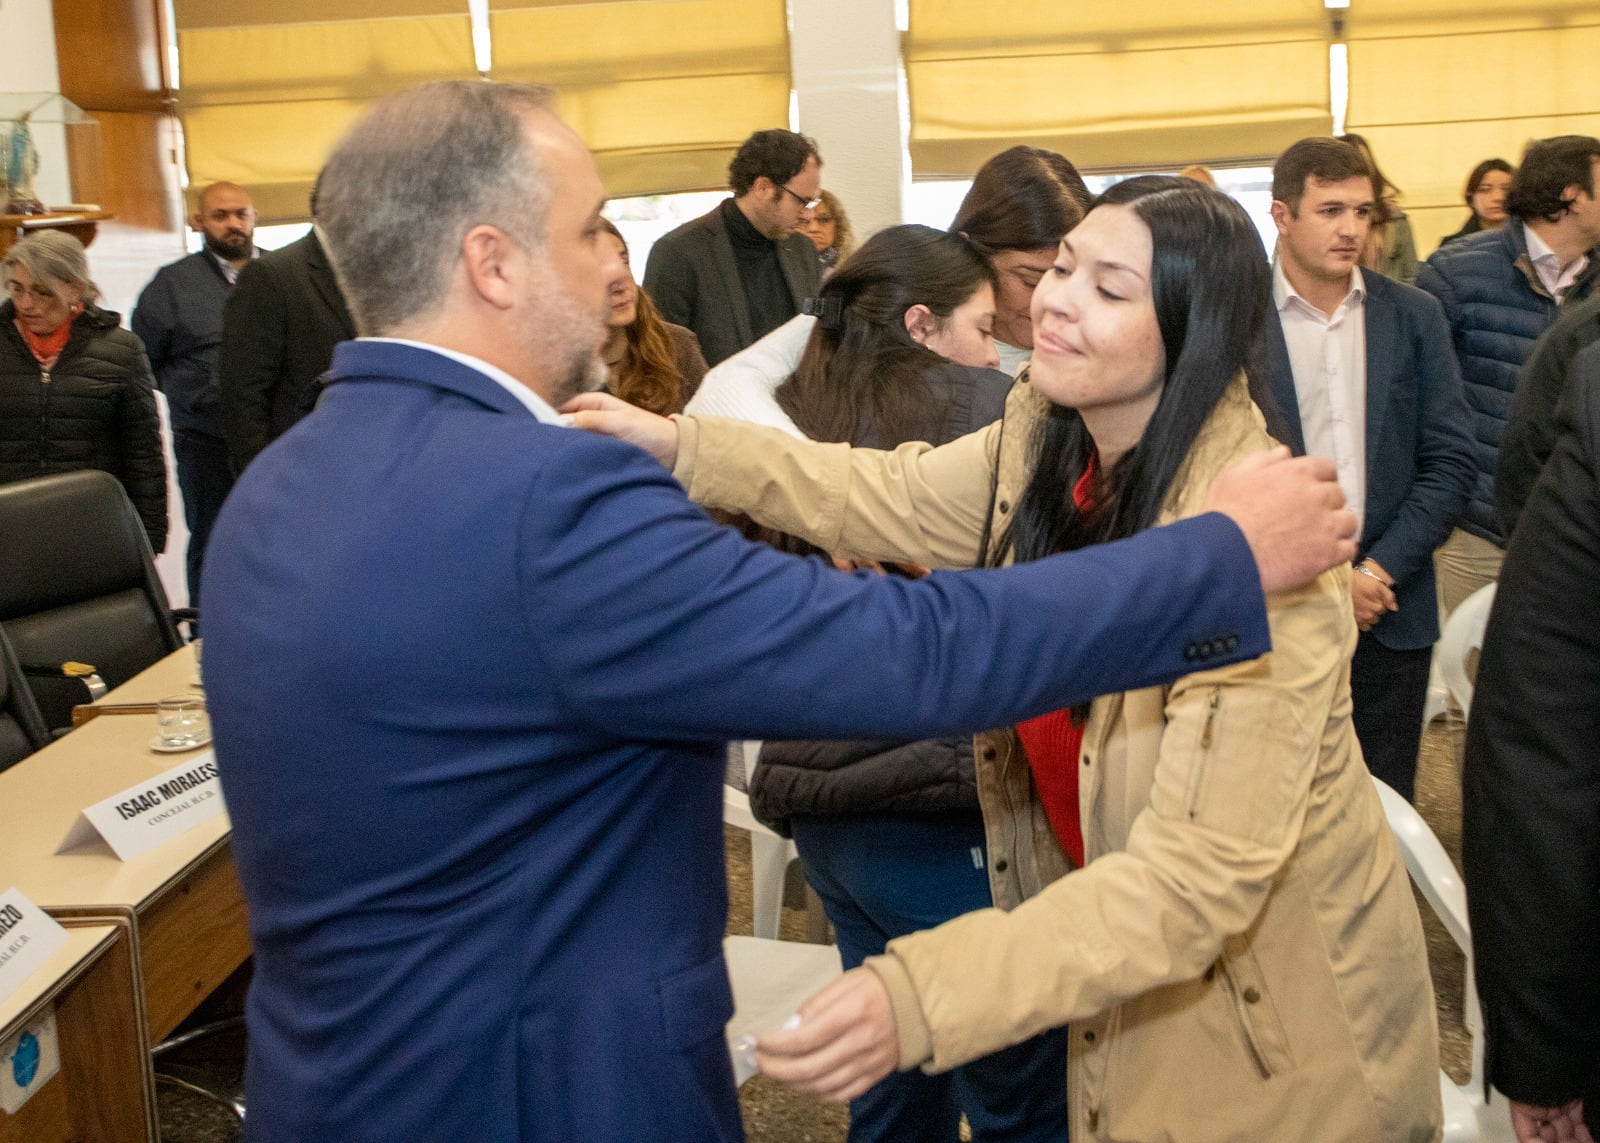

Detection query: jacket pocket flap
xmin=657 ymin=953 xmax=736 ymax=1051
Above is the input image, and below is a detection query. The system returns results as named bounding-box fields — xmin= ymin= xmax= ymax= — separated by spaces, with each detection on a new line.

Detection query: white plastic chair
xmin=1373 ymin=777 xmax=1513 ymax=1142
xmin=1437 ymin=584 xmax=1498 ymax=722
xmin=1421 ymin=658 xmax=1449 ymax=731
xmin=723 ymin=740 xmax=800 ymax=940
xmin=723 ymin=935 xmax=842 ymax=1085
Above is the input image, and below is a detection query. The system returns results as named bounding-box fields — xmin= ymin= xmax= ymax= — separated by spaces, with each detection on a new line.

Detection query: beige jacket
xmin=676 ymin=373 xmax=1442 ymax=1142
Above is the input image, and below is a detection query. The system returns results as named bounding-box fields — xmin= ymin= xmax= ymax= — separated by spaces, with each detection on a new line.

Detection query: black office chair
xmin=0 ymin=470 xmax=190 ymax=734
xmin=0 ymin=626 xmax=51 ymax=772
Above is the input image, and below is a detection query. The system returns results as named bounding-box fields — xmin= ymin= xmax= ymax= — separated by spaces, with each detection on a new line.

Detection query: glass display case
xmin=1 ymin=93 xmax=103 ymax=215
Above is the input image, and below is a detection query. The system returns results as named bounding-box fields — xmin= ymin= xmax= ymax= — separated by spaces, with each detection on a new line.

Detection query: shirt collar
xmin=207 ymin=247 xmax=256 ymax=285
xmin=1524 ymin=223 xmax=1557 ymax=266
xmin=359 ymin=337 xmax=568 ymax=426
xmin=1273 ymin=260 xmax=1365 ymax=315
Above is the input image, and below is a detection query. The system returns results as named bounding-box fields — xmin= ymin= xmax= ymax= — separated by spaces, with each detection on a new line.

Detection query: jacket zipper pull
xmin=40 ymin=368 xmax=51 ymax=384
xmin=1200 ymin=689 xmax=1222 ymax=749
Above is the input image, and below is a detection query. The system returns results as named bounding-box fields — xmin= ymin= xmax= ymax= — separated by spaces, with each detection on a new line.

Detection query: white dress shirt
xmin=1523 ymin=224 xmax=1589 ymax=303
xmin=1274 ymin=262 xmax=1368 ymax=527
xmin=362 ymin=338 xmax=567 ymax=426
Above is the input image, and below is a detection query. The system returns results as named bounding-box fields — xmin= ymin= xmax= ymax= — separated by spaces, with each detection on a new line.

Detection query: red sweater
xmin=1013 ymin=463 xmax=1097 ymax=867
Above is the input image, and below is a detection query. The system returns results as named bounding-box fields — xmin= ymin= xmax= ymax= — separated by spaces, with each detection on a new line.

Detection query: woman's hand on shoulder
xmin=561 ymin=391 xmax=680 ymax=469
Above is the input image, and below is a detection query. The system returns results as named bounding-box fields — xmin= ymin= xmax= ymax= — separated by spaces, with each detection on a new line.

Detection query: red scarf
xmin=16 ymin=317 xmax=72 ymax=370
xmin=1013 ymin=460 xmax=1098 ymax=867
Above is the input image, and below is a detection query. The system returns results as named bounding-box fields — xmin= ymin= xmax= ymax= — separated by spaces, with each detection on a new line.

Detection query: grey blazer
xmin=642 ymin=203 xmax=820 ymax=367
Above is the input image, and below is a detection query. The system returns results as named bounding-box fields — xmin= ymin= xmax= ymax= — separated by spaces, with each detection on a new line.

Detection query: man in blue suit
xmin=1261 ymin=138 xmax=1475 ymax=801
xmin=202 ymin=82 xmax=1358 ymax=1142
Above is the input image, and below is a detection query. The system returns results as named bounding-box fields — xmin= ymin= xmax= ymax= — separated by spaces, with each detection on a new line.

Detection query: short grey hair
xmin=1 ymin=230 xmax=101 ymax=305
xmin=316 ymin=81 xmax=556 ymax=336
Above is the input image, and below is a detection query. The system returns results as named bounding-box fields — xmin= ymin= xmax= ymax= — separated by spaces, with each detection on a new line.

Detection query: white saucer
xmin=150 ymin=733 xmax=213 ymax=754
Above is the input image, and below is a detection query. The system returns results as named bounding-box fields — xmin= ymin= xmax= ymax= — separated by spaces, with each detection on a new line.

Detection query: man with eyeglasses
xmin=644 ymin=129 xmax=823 ymax=365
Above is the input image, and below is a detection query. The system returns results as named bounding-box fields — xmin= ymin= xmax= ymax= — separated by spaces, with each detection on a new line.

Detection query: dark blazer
xmin=642 ymin=202 xmax=820 ymax=367
xmin=1463 ymin=340 xmax=1600 ymax=1136
xmin=1259 ymin=267 xmax=1474 ymax=650
xmin=202 ymin=339 xmax=1266 ymax=1141
xmin=218 ymin=230 xmax=355 ymax=473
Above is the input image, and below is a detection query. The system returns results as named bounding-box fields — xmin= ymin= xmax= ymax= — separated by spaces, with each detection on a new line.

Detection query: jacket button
xmin=1083 ymin=1029 xmax=1096 ymax=1043
xmin=1198 ymin=642 xmax=1213 ymax=659
xmin=1242 ymin=986 xmax=1261 ymax=1004
xmin=994 ymin=858 xmax=1008 ymax=872
xmin=998 ymin=499 xmax=1010 ymax=513
xmin=981 ymin=746 xmax=997 ymax=760
xmin=1184 ymin=643 xmax=1199 ymax=661
xmin=1225 ymin=635 xmax=1239 ymax=652
xmin=1081 ymin=753 xmax=1091 ymax=767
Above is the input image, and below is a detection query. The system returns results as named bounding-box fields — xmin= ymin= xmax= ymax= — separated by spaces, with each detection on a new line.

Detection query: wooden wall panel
xmin=53 ymin=0 xmax=167 ymax=111
xmin=53 ymin=0 xmax=183 ymax=234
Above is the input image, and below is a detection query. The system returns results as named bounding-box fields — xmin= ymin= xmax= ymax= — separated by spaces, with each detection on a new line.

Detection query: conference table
xmin=0 ymin=922 xmax=153 ymax=1142
xmin=0 ymin=711 xmax=249 ymax=1046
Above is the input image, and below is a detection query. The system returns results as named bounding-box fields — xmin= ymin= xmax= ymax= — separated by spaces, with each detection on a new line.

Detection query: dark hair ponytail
xmin=995 ymin=176 xmax=1270 ymax=567
xmin=778 ymin=224 xmax=996 ymax=446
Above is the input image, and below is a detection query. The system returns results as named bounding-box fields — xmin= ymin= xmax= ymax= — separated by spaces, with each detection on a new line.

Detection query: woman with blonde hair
xmin=599 ymin=218 xmax=707 ymax=415
xmin=800 ymin=189 xmax=855 ymax=279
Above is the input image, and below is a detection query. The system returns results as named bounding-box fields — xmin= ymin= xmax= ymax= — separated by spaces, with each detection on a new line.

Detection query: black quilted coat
xmin=0 ymin=301 xmax=167 ymax=551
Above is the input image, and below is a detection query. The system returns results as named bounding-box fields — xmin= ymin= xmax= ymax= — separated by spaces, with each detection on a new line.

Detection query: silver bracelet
xmin=1352 ymin=562 xmax=1390 ymax=587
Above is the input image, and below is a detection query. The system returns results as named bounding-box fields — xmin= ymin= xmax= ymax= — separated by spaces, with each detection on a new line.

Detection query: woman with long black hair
xmin=740 ymin=224 xmax=1071 ymax=1143
xmin=569 ymin=177 xmax=1441 ymax=1141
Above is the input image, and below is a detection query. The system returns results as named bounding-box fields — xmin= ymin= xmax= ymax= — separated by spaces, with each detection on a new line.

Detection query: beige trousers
xmin=1434 ymin=526 xmax=1505 ymax=621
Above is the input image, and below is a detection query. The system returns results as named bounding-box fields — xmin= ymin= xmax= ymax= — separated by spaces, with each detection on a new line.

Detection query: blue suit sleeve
xmin=518 ymin=436 xmax=1269 ymax=743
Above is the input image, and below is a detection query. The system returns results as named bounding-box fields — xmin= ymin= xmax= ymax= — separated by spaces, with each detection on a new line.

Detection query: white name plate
xmin=57 ymin=751 xmax=227 ymax=861
xmin=0 ymin=888 xmax=70 ymax=1006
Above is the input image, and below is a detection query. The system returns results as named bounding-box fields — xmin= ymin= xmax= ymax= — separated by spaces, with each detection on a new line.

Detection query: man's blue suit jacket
xmin=203 ymin=340 xmax=1267 ymax=1141
xmin=1259 ymin=268 xmax=1475 ymax=650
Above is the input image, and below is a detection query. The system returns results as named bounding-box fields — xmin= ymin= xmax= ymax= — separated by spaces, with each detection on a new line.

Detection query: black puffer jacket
xmin=750 ymin=360 xmax=1011 ymax=836
xmin=0 ymin=302 xmax=167 ymax=551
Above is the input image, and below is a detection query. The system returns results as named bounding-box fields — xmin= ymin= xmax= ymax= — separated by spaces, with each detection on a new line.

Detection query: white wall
xmin=790 ymin=0 xmax=906 ymax=242
xmin=1 ymin=0 xmax=71 ymax=206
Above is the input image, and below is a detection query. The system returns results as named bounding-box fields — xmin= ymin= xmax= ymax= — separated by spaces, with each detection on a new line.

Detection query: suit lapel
xmin=1361 ymin=269 xmax=1394 ymax=489
xmin=777 ymin=237 xmax=810 ymax=309
xmin=1260 ymin=308 xmax=1307 ymax=455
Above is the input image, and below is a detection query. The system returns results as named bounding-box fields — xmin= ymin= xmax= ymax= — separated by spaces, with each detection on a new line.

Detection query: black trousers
xmin=174 ymin=430 xmax=235 ymax=605
xmin=1350 ymin=630 xmax=1433 ymax=802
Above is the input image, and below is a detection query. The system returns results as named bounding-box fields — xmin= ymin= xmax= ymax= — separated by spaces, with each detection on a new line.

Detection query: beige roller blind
xmin=905 ymin=0 xmax=1333 ymax=177
xmin=1346 ymin=1 xmax=1600 ymax=256
xmin=489 ymin=0 xmax=790 ymax=197
xmin=176 ymin=1 xmax=477 ymax=223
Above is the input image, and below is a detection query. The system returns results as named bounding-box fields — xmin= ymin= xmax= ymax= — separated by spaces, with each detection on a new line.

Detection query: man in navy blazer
xmin=202 ymin=83 xmax=1359 ymax=1142
xmin=1261 ymin=138 xmax=1474 ymax=801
